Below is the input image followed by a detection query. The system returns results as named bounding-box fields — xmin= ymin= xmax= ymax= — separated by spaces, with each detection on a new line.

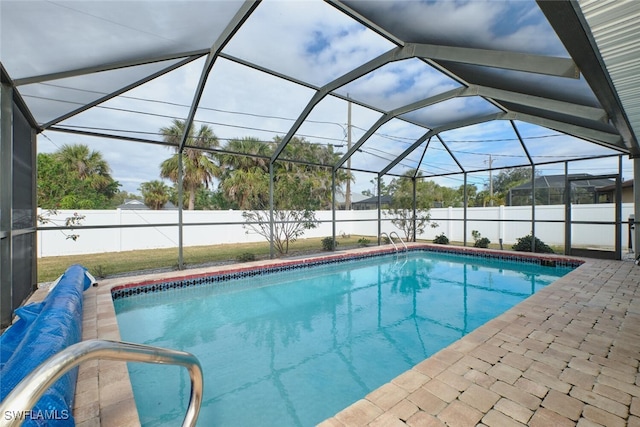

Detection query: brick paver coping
xmin=41 ymin=245 xmax=637 ymax=426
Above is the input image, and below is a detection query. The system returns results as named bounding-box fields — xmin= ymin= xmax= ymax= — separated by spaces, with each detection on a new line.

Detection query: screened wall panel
xmin=0 ymin=73 xmax=37 ymax=328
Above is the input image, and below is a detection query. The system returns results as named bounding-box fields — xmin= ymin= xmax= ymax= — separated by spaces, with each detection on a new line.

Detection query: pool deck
xmin=56 ymin=244 xmax=640 ymax=426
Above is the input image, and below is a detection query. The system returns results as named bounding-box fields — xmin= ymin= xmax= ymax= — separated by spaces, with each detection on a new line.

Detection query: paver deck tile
xmin=541 ymin=389 xmax=583 ymax=421
xmin=52 ymin=249 xmax=640 ymax=427
xmin=559 ymin=366 xmax=597 ymax=389
xmin=493 ymin=397 xmax=533 ymax=424
xmin=422 ymin=379 xmax=460 ymax=403
xmin=437 ymin=400 xmax=483 ymax=427
xmin=570 ymin=387 xmax=629 ymax=418
xmin=405 ymin=411 xmax=445 ymax=427
xmin=486 ymin=362 xmax=522 ymax=384
xmin=481 ymin=409 xmax=527 ymax=427
xmin=406 ymin=387 xmax=447 ymax=415
xmin=528 ymin=407 xmax=575 ymax=427
xmin=335 ymin=399 xmax=384 ymax=426
xmin=458 ymin=383 xmax=500 ymax=412
xmin=581 ymin=404 xmax=626 ymax=427
xmin=387 ymin=399 xmax=419 ymax=421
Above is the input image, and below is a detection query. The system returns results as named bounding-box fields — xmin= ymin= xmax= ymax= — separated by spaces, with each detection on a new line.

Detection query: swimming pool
xmin=113 ymin=249 xmax=576 ymax=426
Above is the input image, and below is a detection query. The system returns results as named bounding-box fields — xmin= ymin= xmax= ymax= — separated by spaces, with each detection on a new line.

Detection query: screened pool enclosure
xmin=2 ymin=0 xmax=640 ymax=327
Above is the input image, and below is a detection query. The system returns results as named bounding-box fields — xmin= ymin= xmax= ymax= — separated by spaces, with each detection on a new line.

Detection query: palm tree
xmin=139 ymin=180 xmax=170 ymax=210
xmin=216 ymin=137 xmax=272 ymax=209
xmin=54 ymin=143 xmax=117 ymax=196
xmin=160 ymin=119 xmax=220 ymax=210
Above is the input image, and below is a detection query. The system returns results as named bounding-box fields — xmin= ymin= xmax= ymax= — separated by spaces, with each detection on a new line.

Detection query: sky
xmin=4 ymin=0 xmax=632 ymax=196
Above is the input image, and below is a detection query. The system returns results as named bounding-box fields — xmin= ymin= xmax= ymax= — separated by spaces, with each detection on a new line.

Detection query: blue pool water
xmin=114 ymin=251 xmax=574 ymax=427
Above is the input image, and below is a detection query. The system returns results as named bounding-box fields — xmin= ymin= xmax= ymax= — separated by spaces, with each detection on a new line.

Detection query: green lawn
xmin=37 ymin=235 xmax=375 ymax=283
xmin=37 ymin=235 xmax=565 ymax=283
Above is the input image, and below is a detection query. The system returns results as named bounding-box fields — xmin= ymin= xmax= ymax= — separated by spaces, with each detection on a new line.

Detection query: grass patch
xmin=37 ymin=235 xmax=373 ymax=283
xmin=37 ymin=235 xmax=570 ymax=283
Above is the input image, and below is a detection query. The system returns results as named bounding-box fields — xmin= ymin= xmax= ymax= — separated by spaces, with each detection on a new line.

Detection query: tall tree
xmin=217 ymin=137 xmax=271 ymax=210
xmin=216 ymin=136 xmax=349 ymax=210
xmin=37 ymin=145 xmax=120 ymax=209
xmin=55 ymin=144 xmax=119 ymax=199
xmin=160 ymin=119 xmax=220 ymax=210
xmin=139 ymin=180 xmax=170 ymax=210
xmin=362 ymin=178 xmax=389 ymax=197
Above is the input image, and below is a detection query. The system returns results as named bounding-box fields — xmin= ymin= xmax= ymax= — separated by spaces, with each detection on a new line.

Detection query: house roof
xmin=510 ymin=174 xmax=615 ymax=191
xmin=352 ymin=195 xmax=393 ymax=205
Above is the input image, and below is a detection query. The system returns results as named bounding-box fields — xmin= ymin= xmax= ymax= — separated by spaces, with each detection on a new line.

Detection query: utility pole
xmin=487 ymin=154 xmax=494 ymax=207
xmin=345 ymin=97 xmax=352 ymax=210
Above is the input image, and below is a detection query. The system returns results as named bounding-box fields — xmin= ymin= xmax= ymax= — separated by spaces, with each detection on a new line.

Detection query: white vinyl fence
xmin=37 ymin=203 xmax=635 ymax=257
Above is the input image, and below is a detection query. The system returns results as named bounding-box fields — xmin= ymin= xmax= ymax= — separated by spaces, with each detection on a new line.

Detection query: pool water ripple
xmin=114 ymin=251 xmax=574 ymax=427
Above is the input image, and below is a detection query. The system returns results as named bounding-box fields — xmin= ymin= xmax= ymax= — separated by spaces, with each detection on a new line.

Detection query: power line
xmin=28 ymin=90 xmax=623 ymax=163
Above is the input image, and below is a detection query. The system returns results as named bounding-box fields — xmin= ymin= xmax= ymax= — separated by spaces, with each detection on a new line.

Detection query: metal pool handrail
xmin=380 ymin=232 xmax=398 ymax=251
xmin=0 ymin=339 xmax=203 ymax=427
xmin=389 ymin=231 xmax=408 ymax=251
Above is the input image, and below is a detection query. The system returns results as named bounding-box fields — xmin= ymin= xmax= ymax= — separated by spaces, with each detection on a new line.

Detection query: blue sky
xmin=28 ymin=0 xmax=633 ymax=196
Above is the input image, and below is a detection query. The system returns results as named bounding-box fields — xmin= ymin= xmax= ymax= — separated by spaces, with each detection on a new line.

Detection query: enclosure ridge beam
xmin=509 ymin=109 xmax=624 ymax=148
xmin=272 ymin=45 xmax=410 ymax=162
xmin=435 ymin=135 xmax=465 ymax=173
xmin=390 ymin=87 xmax=468 ymax=117
xmin=334 ymin=113 xmax=394 ymax=170
xmin=178 ymin=0 xmax=260 ymax=152
xmin=13 ymin=50 xmax=211 ymax=86
xmin=325 ymin=0 xmax=405 ymax=47
xmin=379 ymin=130 xmax=433 ymax=177
xmin=271 ymin=91 xmax=326 ymax=163
xmin=537 ymin=0 xmax=639 ymax=154
xmin=329 ymin=86 xmax=469 ymax=171
xmin=409 ymin=43 xmax=580 ymax=78
xmin=464 ymin=85 xmax=609 ymax=122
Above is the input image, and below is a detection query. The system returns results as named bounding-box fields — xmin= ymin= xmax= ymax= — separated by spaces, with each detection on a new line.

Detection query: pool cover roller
xmin=0 ymin=264 xmax=92 ymax=426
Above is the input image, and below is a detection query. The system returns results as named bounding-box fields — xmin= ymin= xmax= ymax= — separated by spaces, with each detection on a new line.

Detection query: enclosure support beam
xmin=269 ymin=163 xmax=275 ymax=259
xmin=377 ymin=176 xmax=382 ymax=246
xmin=177 ymin=152 xmax=184 ymax=270
xmin=412 ymin=178 xmax=417 ymax=242
xmin=615 ymin=156 xmax=623 ymax=261
xmin=531 ymin=164 xmax=536 ymax=253
xmin=463 ymin=173 xmax=468 ymax=247
xmin=634 ymin=156 xmax=640 ymax=261
xmin=332 ymin=171 xmax=337 ymax=250
xmin=511 ymin=121 xmax=536 ymax=253
xmin=564 ymin=162 xmax=571 ymax=255
xmin=0 ymin=81 xmax=13 ymax=327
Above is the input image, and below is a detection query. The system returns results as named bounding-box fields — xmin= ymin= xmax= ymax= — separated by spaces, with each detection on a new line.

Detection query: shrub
xmin=472 ymin=230 xmax=490 ymax=248
xmin=321 ymin=237 xmax=338 ymax=251
xmin=433 ymin=233 xmax=449 ymax=245
xmin=512 ymin=234 xmax=554 ymax=253
xmin=357 ymin=237 xmax=370 ymax=247
xmin=236 ymin=252 xmax=256 ymax=262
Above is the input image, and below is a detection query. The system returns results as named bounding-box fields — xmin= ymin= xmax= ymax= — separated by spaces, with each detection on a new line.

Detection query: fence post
xmin=447 ymin=206 xmax=453 ymax=240
xmin=116 ymin=208 xmax=122 ymax=252
xmin=499 ymin=205 xmax=505 ymax=245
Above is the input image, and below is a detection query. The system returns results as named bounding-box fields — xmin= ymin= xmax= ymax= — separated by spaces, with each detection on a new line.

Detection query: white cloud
xmin=25 ymin=0 xmax=623 ymax=196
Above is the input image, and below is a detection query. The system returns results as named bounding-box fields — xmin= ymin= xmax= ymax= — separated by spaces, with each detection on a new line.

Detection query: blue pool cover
xmin=0 ymin=264 xmax=91 ymax=426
